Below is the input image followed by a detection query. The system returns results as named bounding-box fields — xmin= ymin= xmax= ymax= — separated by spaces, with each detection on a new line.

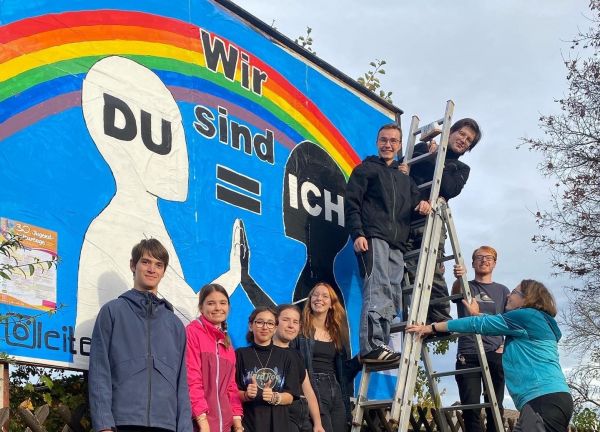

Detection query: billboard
xmin=0 ymin=0 xmax=401 ymax=370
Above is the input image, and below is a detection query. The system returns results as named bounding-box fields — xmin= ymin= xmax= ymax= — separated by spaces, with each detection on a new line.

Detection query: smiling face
xmin=472 ymin=248 xmax=496 ymax=277
xmin=506 ymin=284 xmax=526 ymax=311
xmin=130 ymin=252 xmax=165 ymax=294
xmin=376 ymin=127 xmax=401 ymax=165
xmin=310 ymin=283 xmax=332 ymax=315
xmin=200 ymin=291 xmax=229 ymax=326
xmin=250 ymin=310 xmax=277 ymax=346
xmin=448 ymin=126 xmax=476 ymax=154
xmin=275 ymin=308 xmax=301 ymax=344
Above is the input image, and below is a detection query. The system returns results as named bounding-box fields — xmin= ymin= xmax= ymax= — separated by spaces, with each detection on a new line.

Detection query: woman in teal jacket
xmin=408 ymin=279 xmax=573 ymax=432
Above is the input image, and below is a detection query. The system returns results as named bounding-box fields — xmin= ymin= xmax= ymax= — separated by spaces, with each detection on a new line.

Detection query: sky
xmin=235 ymin=0 xmax=592 ymax=410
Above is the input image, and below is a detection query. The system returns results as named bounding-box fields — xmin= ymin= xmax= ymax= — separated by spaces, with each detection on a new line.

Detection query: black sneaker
xmin=362 ymin=345 xmax=401 ymax=363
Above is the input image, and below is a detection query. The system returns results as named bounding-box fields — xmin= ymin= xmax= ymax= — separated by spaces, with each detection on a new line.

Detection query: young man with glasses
xmin=345 ymin=123 xmax=431 ymax=363
xmin=407 ymin=118 xmax=482 ymax=324
xmin=450 ymin=245 xmax=510 ymax=432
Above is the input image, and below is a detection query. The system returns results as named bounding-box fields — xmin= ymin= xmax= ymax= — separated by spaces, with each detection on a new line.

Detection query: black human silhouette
xmin=283 ymin=141 xmax=349 ymax=305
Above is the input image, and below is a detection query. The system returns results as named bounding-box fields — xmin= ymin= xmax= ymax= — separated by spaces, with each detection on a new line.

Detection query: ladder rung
xmin=424 ymin=332 xmax=456 ymax=343
xmin=390 ymin=321 xmax=407 ymax=333
xmin=412 ymin=117 xmax=445 ymax=135
xmin=359 ymin=399 xmax=393 ymax=409
xmin=429 ymin=293 xmax=463 ymax=305
xmin=405 ymin=152 xmax=435 ymax=166
xmin=403 ymin=249 xmax=420 ymax=260
xmin=441 ymin=402 xmax=492 ymax=412
xmin=410 ymin=218 xmax=426 ymax=230
xmin=418 ymin=181 xmax=433 ymax=190
xmin=364 ymin=360 xmax=401 ymax=372
xmin=440 ymin=254 xmax=456 ymax=262
xmin=404 ymin=252 xmax=456 ymax=265
xmin=431 ymin=366 xmax=481 ymax=379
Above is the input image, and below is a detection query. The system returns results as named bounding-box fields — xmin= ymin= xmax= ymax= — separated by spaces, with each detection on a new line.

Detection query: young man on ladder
xmin=345 ymin=123 xmax=431 ymax=363
xmin=407 ymin=118 xmax=482 ymax=323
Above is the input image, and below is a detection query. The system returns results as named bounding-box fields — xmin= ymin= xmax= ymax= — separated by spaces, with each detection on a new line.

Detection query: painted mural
xmin=0 ymin=0 xmax=398 ymax=371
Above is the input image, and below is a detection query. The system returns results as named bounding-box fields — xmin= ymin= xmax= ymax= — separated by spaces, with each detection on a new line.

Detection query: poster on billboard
xmin=0 ymin=0 xmax=401 ymax=378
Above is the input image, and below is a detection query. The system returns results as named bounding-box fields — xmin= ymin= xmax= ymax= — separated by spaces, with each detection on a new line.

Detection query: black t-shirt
xmin=285 ymin=346 xmax=307 ymax=394
xmin=312 ymin=340 xmax=336 ymax=374
xmin=236 ymin=343 xmax=300 ymax=432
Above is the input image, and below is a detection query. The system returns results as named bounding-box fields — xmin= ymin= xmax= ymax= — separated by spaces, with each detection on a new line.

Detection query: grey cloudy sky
xmin=235 ymin=0 xmax=591 ymax=408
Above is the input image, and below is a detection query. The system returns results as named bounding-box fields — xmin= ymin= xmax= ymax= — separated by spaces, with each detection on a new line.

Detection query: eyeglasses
xmin=510 ymin=289 xmax=525 ymax=298
xmin=474 ymin=255 xmax=495 ymax=262
xmin=378 ymin=137 xmax=400 ymax=145
xmin=254 ymin=320 xmax=276 ymax=329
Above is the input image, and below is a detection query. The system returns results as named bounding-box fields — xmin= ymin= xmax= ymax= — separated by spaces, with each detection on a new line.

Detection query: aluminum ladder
xmin=351 ymin=100 xmax=504 ymax=432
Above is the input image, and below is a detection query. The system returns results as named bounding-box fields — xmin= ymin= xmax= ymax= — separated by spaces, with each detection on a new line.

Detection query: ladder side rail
xmin=351 ymin=364 xmax=374 ymax=431
xmin=392 ymin=209 xmax=446 ymax=429
xmin=442 ymin=205 xmax=504 ymax=432
xmin=393 ymin=100 xmax=455 ymax=429
xmin=426 ymin=100 xmax=455 ymax=206
xmin=420 ymin=344 xmax=451 ymax=432
xmin=403 ymin=115 xmax=421 ymax=163
xmin=412 ymin=200 xmax=450 ymax=324
xmin=443 ymin=203 xmax=472 ymax=303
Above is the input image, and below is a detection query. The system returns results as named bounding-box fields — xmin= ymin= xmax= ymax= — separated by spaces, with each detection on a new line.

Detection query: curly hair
xmin=301 ymin=282 xmax=349 ymax=352
xmin=519 ymin=279 xmax=557 ymax=317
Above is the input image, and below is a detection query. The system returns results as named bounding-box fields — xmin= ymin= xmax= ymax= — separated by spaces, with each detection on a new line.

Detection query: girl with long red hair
xmin=293 ymin=282 xmax=356 ymax=432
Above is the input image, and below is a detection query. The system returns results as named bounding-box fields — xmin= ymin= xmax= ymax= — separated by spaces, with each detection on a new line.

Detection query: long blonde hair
xmin=301 ymin=282 xmax=349 ymax=352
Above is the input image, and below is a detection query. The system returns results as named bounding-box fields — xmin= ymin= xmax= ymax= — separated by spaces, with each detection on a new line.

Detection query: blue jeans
xmin=314 ymin=372 xmax=347 ymax=432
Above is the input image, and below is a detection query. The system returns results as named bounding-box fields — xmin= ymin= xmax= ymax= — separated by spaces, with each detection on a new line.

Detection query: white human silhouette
xmin=212 ymin=219 xmax=243 ymax=296
xmin=75 ymin=56 xmax=198 ymax=369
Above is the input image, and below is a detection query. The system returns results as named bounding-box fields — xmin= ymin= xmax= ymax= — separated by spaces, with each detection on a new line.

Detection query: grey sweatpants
xmin=356 ymin=237 xmax=404 ymax=356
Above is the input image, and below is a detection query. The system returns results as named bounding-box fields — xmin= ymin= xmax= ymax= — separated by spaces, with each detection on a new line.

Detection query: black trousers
xmin=514 ymin=392 xmax=573 ymax=432
xmin=289 ymin=397 xmax=313 ymax=432
xmin=314 ymin=372 xmax=347 ymax=432
xmin=455 ymin=351 xmax=505 ymax=432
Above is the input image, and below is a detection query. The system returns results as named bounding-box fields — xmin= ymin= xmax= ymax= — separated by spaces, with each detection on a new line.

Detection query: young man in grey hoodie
xmin=88 ymin=239 xmax=192 ymax=432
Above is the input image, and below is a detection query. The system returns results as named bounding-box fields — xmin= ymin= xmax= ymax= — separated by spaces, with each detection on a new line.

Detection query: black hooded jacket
xmin=345 ymin=156 xmax=421 ymax=250
xmin=408 ymin=142 xmax=470 ymax=201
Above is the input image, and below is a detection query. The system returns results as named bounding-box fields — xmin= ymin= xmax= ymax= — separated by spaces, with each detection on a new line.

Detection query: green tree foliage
xmin=521 ymin=0 xmax=600 ymax=417
xmin=295 ymin=26 xmax=316 ymax=54
xmin=10 ymin=365 xmax=90 ymax=431
xmin=357 ymin=59 xmax=393 ymax=103
xmin=293 ymin=28 xmax=393 ymax=103
xmin=572 ymin=407 xmax=600 ymax=431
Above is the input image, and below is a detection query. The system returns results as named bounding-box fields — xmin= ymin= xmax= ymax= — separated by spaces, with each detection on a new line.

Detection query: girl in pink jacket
xmin=186 ymin=283 xmax=243 ymax=432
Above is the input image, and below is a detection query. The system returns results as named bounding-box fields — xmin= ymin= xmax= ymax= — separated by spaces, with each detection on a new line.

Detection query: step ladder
xmin=351 ymin=101 xmax=504 ymax=432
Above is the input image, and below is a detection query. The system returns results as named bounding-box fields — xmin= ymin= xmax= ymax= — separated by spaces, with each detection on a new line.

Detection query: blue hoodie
xmin=447 ymin=307 xmax=570 ymax=410
xmin=89 ymin=288 xmax=192 ymax=431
